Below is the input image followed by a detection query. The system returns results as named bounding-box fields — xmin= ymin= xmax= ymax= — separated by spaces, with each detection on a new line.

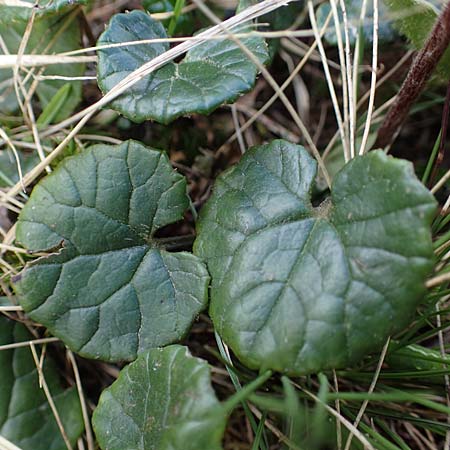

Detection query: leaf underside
xmin=0 ymin=316 xmax=83 ymax=450
xmin=194 ymin=140 xmax=437 ymax=375
xmin=92 ymin=345 xmax=225 ymax=450
xmin=96 ymin=10 xmax=269 ymax=124
xmin=14 ymin=140 xmax=209 ymax=362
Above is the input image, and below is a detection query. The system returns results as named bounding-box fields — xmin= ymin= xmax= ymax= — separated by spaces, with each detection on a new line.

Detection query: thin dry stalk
xmin=333 ymin=370 xmax=342 ymax=450
xmin=329 ymin=0 xmax=350 ymax=156
xmin=434 ymin=301 xmax=450 ymax=449
xmin=343 ymin=337 xmax=390 ymax=450
xmin=281 ymin=36 xmax=341 ymax=69
xmin=29 ymin=343 xmax=72 ymax=450
xmin=352 ymin=0 xmax=368 ymax=105
xmin=192 ymin=0 xmax=331 ymax=187
xmin=293 ymin=382 xmax=376 ymax=450
xmin=358 ymin=0 xmax=379 ymax=155
xmin=0 ymin=127 xmax=24 ymax=191
xmin=0 ymin=435 xmax=23 ymax=450
xmin=279 ymin=50 xmax=310 ymax=125
xmin=0 ymin=55 xmax=96 ymax=68
xmin=0 ymin=337 xmax=59 ymax=351
xmin=6 ymin=0 xmax=299 ymax=200
xmin=63 ymin=30 xmax=322 ymax=57
xmin=231 ymin=104 xmax=246 ymax=154
xmin=219 ymin=10 xmax=333 ymax=154
xmin=308 ymin=0 xmax=349 ymax=162
xmin=338 ymin=0 xmax=356 ymax=159
xmin=67 ymin=351 xmax=95 ymax=450
xmin=0 ymin=306 xmax=23 ymax=312
xmin=233 ymin=103 xmax=300 ymax=142
xmin=12 ymin=6 xmax=35 ymax=120
xmin=0 ymin=243 xmax=28 ymax=254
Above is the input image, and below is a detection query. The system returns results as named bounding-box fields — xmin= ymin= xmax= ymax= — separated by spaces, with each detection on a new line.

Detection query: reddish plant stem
xmin=372 ymin=1 xmax=450 ymax=150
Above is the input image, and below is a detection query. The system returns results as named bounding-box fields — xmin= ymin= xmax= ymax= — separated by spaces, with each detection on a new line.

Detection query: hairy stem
xmin=373 ymin=0 xmax=450 ymax=150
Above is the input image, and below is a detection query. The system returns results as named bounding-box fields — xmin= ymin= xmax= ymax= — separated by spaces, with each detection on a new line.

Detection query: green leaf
xmin=37 ymin=84 xmax=72 ymax=126
xmin=97 ymin=10 xmax=269 ymax=124
xmin=384 ymin=0 xmax=437 ymax=48
xmin=383 ymin=0 xmax=450 ymax=76
xmin=194 ymin=140 xmax=437 ymax=375
xmin=0 ymin=0 xmax=88 ymax=22
xmin=0 ymin=316 xmax=84 ymax=450
xmin=14 ymin=140 xmax=209 ymax=362
xmin=386 ymin=343 xmax=450 ymax=371
xmin=92 ymin=345 xmax=226 ymax=450
xmin=0 ymin=11 xmax=85 ymax=121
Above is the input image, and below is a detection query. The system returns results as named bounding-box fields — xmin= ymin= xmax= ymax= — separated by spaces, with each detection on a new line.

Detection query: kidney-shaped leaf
xmin=92 ymin=345 xmax=225 ymax=450
xmin=14 ymin=140 xmax=209 ymax=362
xmin=97 ymin=10 xmax=269 ymax=124
xmin=0 ymin=316 xmax=83 ymax=450
xmin=194 ymin=140 xmax=437 ymax=375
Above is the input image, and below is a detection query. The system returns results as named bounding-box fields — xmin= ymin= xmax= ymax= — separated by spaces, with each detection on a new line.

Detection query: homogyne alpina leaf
xmin=14 ymin=140 xmax=209 ymax=362
xmin=96 ymin=10 xmax=269 ymax=124
xmin=92 ymin=345 xmax=225 ymax=450
xmin=194 ymin=140 xmax=437 ymax=375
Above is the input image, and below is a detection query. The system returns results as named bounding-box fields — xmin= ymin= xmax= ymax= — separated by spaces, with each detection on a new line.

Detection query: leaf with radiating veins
xmin=194 ymin=140 xmax=437 ymax=375
xmin=14 ymin=140 xmax=209 ymax=362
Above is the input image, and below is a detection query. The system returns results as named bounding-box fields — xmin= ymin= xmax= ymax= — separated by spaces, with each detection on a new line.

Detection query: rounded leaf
xmin=97 ymin=10 xmax=269 ymax=124
xmin=92 ymin=345 xmax=226 ymax=450
xmin=194 ymin=140 xmax=437 ymax=375
xmin=14 ymin=141 xmax=209 ymax=362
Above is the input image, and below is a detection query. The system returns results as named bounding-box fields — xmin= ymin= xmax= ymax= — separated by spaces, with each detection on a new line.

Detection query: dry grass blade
xmin=6 ymin=0 xmax=299 ymax=199
xmin=344 ymin=337 xmax=390 ymax=450
xmin=67 ymin=351 xmax=95 ymax=450
xmin=0 ymin=55 xmax=96 ymax=68
xmin=0 ymin=0 xmax=32 ymax=6
xmin=218 ymin=10 xmax=333 ymax=155
xmin=294 ymin=382 xmax=377 ymax=450
xmin=0 ymin=435 xmax=23 ymax=450
xmin=329 ymin=0 xmax=350 ymax=158
xmin=0 ymin=306 xmax=23 ymax=312
xmin=191 ymin=0 xmax=331 ymax=186
xmin=0 ymin=337 xmax=60 ymax=351
xmin=0 ymin=127 xmax=24 ymax=191
xmin=358 ymin=0 xmax=378 ymax=155
xmin=29 ymin=343 xmax=72 ymax=450
xmin=308 ymin=0 xmax=349 ymax=162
